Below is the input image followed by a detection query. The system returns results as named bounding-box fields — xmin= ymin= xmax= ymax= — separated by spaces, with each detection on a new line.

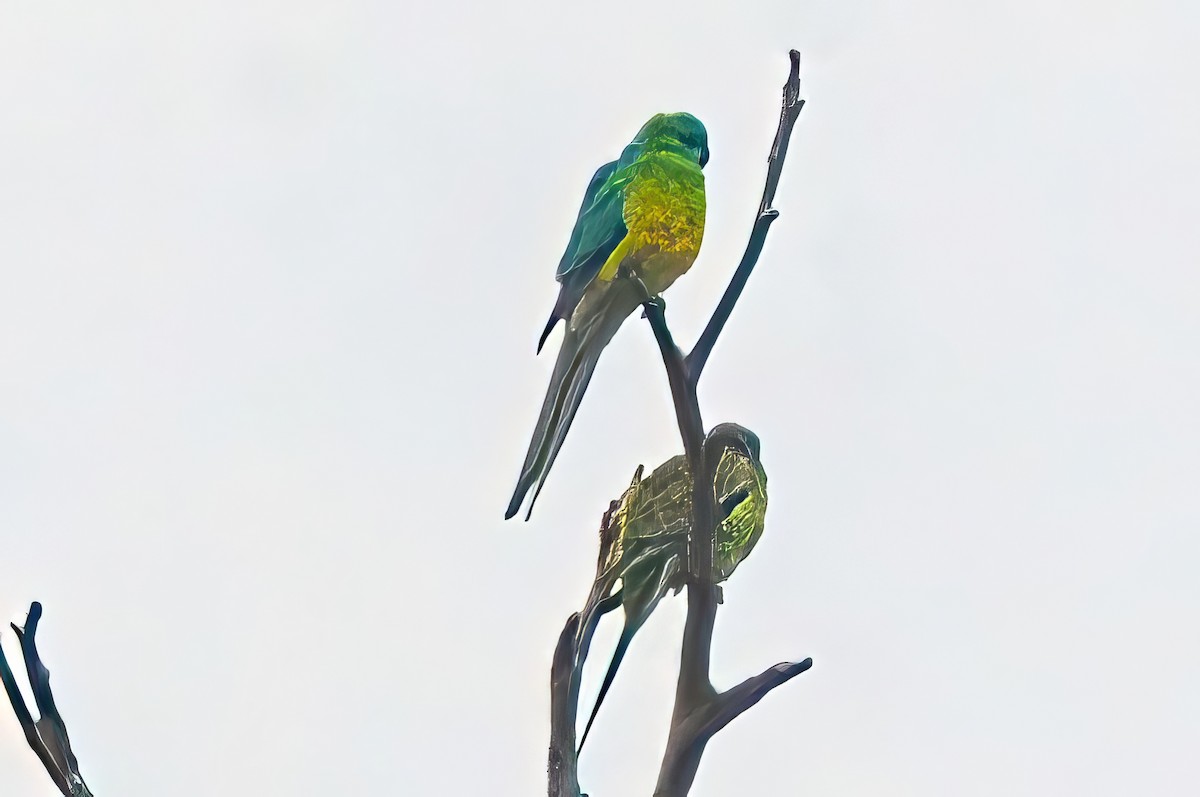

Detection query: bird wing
xmin=578 ymin=477 xmax=684 ymax=752
xmin=554 ymin=162 xmax=631 ymax=287
xmin=709 ymin=427 xmax=768 ymax=581
xmin=559 ymin=161 xmax=616 ymax=258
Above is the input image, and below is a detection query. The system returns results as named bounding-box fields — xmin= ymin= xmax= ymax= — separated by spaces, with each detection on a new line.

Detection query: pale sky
xmin=1 ymin=1 xmax=1198 ymax=794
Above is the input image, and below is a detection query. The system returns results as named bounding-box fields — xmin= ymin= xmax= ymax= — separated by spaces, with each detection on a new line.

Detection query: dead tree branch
xmin=646 ymin=49 xmax=808 ymax=797
xmin=0 ymin=602 xmax=94 ymax=797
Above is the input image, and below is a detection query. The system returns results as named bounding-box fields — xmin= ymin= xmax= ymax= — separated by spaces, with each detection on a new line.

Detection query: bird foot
xmin=616 ymin=264 xmax=665 ymax=318
xmin=639 ymin=293 xmax=666 ymax=319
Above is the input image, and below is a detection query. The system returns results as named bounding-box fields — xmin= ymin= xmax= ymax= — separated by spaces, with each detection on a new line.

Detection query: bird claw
xmin=616 ymin=264 xmax=664 ymax=318
xmin=639 ymin=293 xmax=666 ymax=319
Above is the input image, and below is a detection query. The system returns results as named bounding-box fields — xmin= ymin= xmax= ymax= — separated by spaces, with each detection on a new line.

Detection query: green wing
xmin=711 ymin=430 xmax=768 ymax=580
xmin=555 ymin=161 xmax=616 ymax=275
xmin=555 ymin=161 xmax=632 ymax=287
xmin=576 ymin=458 xmax=688 ymax=752
xmin=608 ymin=425 xmax=768 ymax=591
xmin=576 ymin=429 xmax=767 ymax=752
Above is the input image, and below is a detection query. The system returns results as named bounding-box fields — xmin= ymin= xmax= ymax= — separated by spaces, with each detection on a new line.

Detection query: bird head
xmin=631 ymin=112 xmax=709 ymax=167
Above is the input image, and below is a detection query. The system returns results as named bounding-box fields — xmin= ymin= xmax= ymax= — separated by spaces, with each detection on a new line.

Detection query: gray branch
xmin=647 ymin=50 xmax=809 ymax=797
xmin=548 ymin=500 xmax=624 ymax=797
xmin=0 ymin=602 xmax=94 ymax=797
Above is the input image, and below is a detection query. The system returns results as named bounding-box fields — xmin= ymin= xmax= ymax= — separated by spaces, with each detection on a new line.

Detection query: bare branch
xmin=686 ymin=49 xmax=805 ymax=382
xmin=647 ymin=50 xmax=809 ymax=797
xmin=548 ymin=614 xmax=584 ymax=797
xmin=642 ymin=299 xmax=705 ymax=471
xmin=707 ymin=659 xmax=813 ymax=736
xmin=548 ymin=500 xmax=627 ymax=797
xmin=654 ymin=660 xmax=812 ymax=796
xmin=0 ymin=602 xmax=93 ymax=796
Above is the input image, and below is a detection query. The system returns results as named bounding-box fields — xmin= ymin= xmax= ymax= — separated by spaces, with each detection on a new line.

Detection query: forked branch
xmin=0 ymin=602 xmax=94 ymax=797
xmin=686 ymin=50 xmax=806 ymax=383
xmin=547 ymin=50 xmax=808 ymax=797
xmin=646 ymin=49 xmax=808 ymax=797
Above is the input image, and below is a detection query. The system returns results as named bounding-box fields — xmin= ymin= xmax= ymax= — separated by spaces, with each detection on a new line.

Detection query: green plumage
xmin=576 ymin=423 xmax=767 ymax=751
xmin=507 ymin=113 xmax=709 ymax=521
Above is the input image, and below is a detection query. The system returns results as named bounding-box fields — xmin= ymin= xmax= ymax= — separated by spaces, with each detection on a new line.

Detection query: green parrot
xmin=576 ymin=423 xmax=768 ymax=751
xmin=505 ymin=112 xmax=709 ymax=521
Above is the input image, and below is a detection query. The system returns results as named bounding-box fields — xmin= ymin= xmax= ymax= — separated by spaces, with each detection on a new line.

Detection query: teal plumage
xmin=507 ymin=113 xmax=709 ymax=521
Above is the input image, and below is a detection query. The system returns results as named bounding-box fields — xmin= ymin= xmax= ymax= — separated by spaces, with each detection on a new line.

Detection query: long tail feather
xmin=536 ymin=285 xmax=574 ymax=355
xmin=536 ymin=312 xmax=560 ymax=354
xmin=506 ymin=283 xmax=641 ymax=520
xmin=577 ymin=622 xmax=634 ymax=753
xmin=577 ymin=560 xmax=677 ymax=752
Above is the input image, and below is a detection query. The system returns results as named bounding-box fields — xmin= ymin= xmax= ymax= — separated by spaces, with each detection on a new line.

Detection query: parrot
xmin=575 ymin=423 xmax=768 ymax=752
xmin=505 ymin=112 xmax=709 ymax=521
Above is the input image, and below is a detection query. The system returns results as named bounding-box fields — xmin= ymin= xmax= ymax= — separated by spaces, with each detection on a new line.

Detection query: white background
xmin=2 ymin=1 xmax=1198 ymax=794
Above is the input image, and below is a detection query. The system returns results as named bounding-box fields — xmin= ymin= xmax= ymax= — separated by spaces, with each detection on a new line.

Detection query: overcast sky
xmin=2 ymin=1 xmax=1198 ymax=794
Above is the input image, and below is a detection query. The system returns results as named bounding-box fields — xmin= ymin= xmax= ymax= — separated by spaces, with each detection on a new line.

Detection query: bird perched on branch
xmin=576 ymin=423 xmax=768 ymax=752
xmin=505 ymin=112 xmax=709 ymax=521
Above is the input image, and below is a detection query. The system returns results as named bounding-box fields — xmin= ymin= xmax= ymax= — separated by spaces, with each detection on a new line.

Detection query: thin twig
xmin=0 ymin=602 xmax=93 ymax=797
xmin=686 ymin=50 xmax=805 ymax=383
xmin=655 ymin=659 xmax=813 ymax=795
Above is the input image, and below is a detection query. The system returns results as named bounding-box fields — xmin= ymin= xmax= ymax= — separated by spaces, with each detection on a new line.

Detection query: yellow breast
xmin=596 ymin=154 xmax=706 ymax=294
